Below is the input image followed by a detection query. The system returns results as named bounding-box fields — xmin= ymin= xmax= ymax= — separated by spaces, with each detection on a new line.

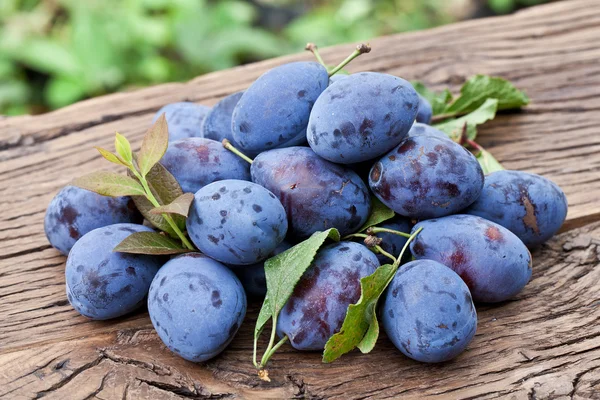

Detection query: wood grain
xmin=1 ymin=0 xmax=600 ymax=398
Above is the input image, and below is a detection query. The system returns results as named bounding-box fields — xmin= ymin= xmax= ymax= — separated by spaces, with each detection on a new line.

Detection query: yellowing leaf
xmin=95 ymin=147 xmax=128 ymax=167
xmin=73 ymin=171 xmax=146 ymax=197
xmin=115 ymin=132 xmax=133 ymax=164
xmin=137 ymin=113 xmax=169 ymax=177
xmin=149 ymin=192 xmax=194 ymax=217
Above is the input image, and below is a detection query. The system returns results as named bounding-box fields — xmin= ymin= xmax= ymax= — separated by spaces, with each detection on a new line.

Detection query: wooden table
xmin=1 ymin=1 xmax=599 ymax=398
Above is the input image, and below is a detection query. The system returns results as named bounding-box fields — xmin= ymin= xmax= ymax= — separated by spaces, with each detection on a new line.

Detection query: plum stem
xmin=305 ymin=43 xmax=327 ymax=68
xmin=222 ymin=139 xmax=253 ymax=164
xmin=342 ymin=232 xmax=369 ymax=240
xmin=367 ymin=227 xmax=412 ymax=239
xmin=131 ymin=167 xmax=195 ymax=250
xmin=328 ymin=44 xmax=371 ymax=77
xmin=393 ymin=227 xmax=422 ymax=269
xmin=258 ymin=315 xmax=282 ymax=369
xmin=373 ymin=245 xmax=396 ymax=263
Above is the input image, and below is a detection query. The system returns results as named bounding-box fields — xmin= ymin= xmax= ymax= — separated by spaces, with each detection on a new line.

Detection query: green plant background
xmin=0 ymin=0 xmax=550 ymax=116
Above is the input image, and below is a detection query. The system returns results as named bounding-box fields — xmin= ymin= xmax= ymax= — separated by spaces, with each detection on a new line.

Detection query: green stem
xmin=259 ymin=314 xmax=279 ymax=367
xmin=260 ymin=336 xmax=289 ymax=368
xmin=393 ymin=227 xmax=423 ymax=269
xmin=342 ymin=232 xmax=369 ymax=241
xmin=133 ymin=168 xmax=195 ymax=250
xmin=305 ymin=43 xmax=327 ymax=68
xmin=374 ymin=245 xmax=396 ymax=263
xmin=253 ymin=334 xmax=259 ymax=368
xmin=367 ymin=227 xmax=411 ymax=239
xmin=222 ymin=139 xmax=253 ymax=164
xmin=328 ymin=44 xmax=371 ymax=77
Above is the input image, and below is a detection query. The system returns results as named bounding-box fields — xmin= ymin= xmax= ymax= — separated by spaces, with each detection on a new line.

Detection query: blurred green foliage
xmin=0 ymin=0 xmax=550 ymax=115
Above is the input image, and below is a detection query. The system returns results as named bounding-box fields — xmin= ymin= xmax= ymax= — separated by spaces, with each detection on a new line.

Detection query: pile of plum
xmin=45 ymin=52 xmax=568 ymax=366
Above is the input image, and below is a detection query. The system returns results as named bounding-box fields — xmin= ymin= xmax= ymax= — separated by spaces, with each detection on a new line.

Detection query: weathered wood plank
xmin=1 ymin=0 xmax=600 ymax=398
xmin=1 ymin=223 xmax=599 ymax=399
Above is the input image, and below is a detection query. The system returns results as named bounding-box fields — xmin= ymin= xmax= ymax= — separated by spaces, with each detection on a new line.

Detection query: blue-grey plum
xmin=45 ymin=185 xmax=142 ymax=255
xmin=148 ymin=253 xmax=246 ymax=362
xmin=329 ymin=74 xmax=348 ymax=85
xmin=375 ymin=215 xmax=413 ymax=264
xmin=161 ymin=138 xmax=250 ymax=194
xmin=369 ymin=136 xmax=484 ymax=219
xmin=410 ymin=215 xmax=532 ymax=303
xmin=465 ymin=170 xmax=568 ymax=247
xmin=186 ymin=180 xmax=287 ymax=265
xmin=407 ymin=122 xmax=450 ymax=141
xmin=251 ymin=147 xmax=371 ymax=239
xmin=153 ymin=102 xmax=210 ymax=142
xmin=382 ymin=259 xmax=477 ymax=363
xmin=307 ymin=72 xmax=419 ymax=164
xmin=415 ymin=94 xmax=433 ymax=124
xmin=277 ymin=242 xmax=379 ymax=350
xmin=201 ymin=91 xmax=243 ymax=145
xmin=232 ymin=62 xmax=328 ymax=154
xmin=229 ymin=241 xmax=292 ymax=298
xmin=65 ymin=223 xmax=163 ymax=320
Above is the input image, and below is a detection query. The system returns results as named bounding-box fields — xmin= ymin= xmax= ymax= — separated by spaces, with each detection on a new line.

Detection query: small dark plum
xmin=65 ymin=223 xmax=163 ymax=320
xmin=277 ymin=242 xmax=379 ymax=350
xmin=229 ymin=241 xmax=292 ymax=298
xmin=407 ymin=122 xmax=450 ymax=141
xmin=251 ymin=147 xmax=371 ymax=239
xmin=45 ymin=185 xmax=142 ymax=255
xmin=232 ymin=62 xmax=328 ymax=154
xmin=153 ymin=102 xmax=210 ymax=142
xmin=369 ymin=136 xmax=484 ymax=219
xmin=410 ymin=215 xmax=532 ymax=303
xmin=148 ymin=253 xmax=246 ymax=362
xmin=201 ymin=91 xmax=244 ymax=146
xmin=375 ymin=216 xmax=413 ymax=264
xmin=161 ymin=138 xmax=250 ymax=194
xmin=465 ymin=170 xmax=568 ymax=247
xmin=382 ymin=259 xmax=477 ymax=363
xmin=186 ymin=180 xmax=288 ymax=265
xmin=308 ymin=72 xmax=419 ymax=164
xmin=415 ymin=94 xmax=433 ymax=124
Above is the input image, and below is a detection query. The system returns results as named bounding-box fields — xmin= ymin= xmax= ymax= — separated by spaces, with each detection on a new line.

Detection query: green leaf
xmin=445 ymin=75 xmax=530 ymax=115
xmin=115 ymin=132 xmax=133 ymax=164
xmin=434 ymin=98 xmax=498 ymax=140
xmin=73 ymin=171 xmax=146 ymax=197
xmin=358 ymin=197 xmax=395 ymax=232
xmin=95 ymin=147 xmax=129 ymax=167
xmin=323 ymin=263 xmax=395 ymax=363
xmin=113 ymin=231 xmax=190 ymax=255
xmin=412 ymin=81 xmax=453 ymax=115
xmin=149 ymin=192 xmax=194 ymax=217
xmin=254 ymin=229 xmax=341 ymax=348
xmin=322 ymin=227 xmax=422 ymax=363
xmin=129 ymin=163 xmax=185 ymax=237
xmin=137 ymin=113 xmax=169 ymax=177
xmin=476 ymin=148 xmax=505 ymax=175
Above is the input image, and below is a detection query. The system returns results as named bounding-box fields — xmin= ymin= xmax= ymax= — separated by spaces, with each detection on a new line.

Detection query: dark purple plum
xmin=382 ymin=259 xmax=477 ymax=363
xmin=65 ymin=223 xmax=164 ymax=320
xmin=232 ymin=62 xmax=328 ymax=154
xmin=201 ymin=91 xmax=243 ymax=146
xmin=415 ymin=94 xmax=433 ymax=124
xmin=186 ymin=180 xmax=288 ymax=265
xmin=369 ymin=136 xmax=484 ymax=219
xmin=465 ymin=170 xmax=568 ymax=247
xmin=277 ymin=241 xmax=379 ymax=350
xmin=307 ymin=72 xmax=419 ymax=164
xmin=229 ymin=241 xmax=292 ymax=298
xmin=410 ymin=215 xmax=532 ymax=303
xmin=161 ymin=138 xmax=250 ymax=194
xmin=251 ymin=147 xmax=371 ymax=240
xmin=153 ymin=102 xmax=210 ymax=142
xmin=407 ymin=122 xmax=450 ymax=141
xmin=148 ymin=253 xmax=246 ymax=362
xmin=45 ymin=185 xmax=142 ymax=255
